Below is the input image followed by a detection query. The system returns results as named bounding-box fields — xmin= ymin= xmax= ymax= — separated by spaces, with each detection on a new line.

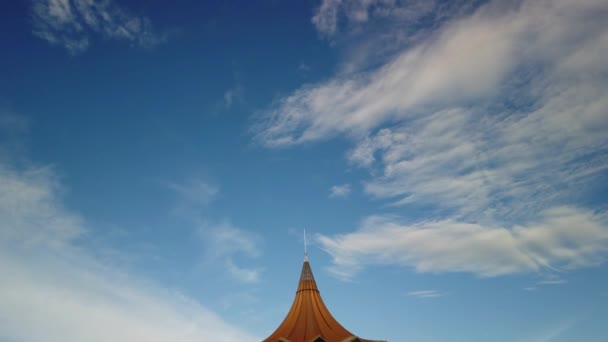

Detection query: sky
xmin=0 ymin=0 xmax=607 ymax=341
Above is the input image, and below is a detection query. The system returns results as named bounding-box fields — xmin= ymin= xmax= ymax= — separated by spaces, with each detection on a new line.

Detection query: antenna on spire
xmin=304 ymin=228 xmax=309 ymax=262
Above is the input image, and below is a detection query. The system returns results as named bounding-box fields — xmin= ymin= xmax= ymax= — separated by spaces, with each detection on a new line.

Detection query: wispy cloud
xmin=537 ymin=279 xmax=567 ymax=285
xmin=31 ymin=0 xmax=168 ymax=54
xmin=0 ymin=252 xmax=259 ymax=342
xmin=524 ymin=318 xmax=579 ymax=342
xmin=257 ymin=0 xmax=608 ymax=148
xmin=167 ymin=179 xmax=219 ymax=206
xmin=225 ymin=259 xmax=262 ymax=284
xmin=524 ymin=275 xmax=568 ymax=291
xmin=256 ymin=0 xmax=608 ymax=281
xmin=200 ymin=222 xmax=263 ymax=284
xmin=317 ymin=207 xmax=608 ymax=280
xmin=204 ymin=222 xmax=261 ymax=259
xmin=224 ymin=85 xmax=243 ymax=108
xmin=407 ymin=290 xmax=444 ymax=298
xmin=164 ymin=178 xmax=220 ymax=220
xmin=329 ymin=183 xmax=351 ymax=198
xmin=537 ymin=277 xmax=567 ymax=286
xmin=0 ymin=164 xmax=83 ymax=249
xmin=347 ymin=101 xmax=607 ymax=221
xmin=311 ymin=0 xmax=463 ymax=38
xmin=0 ymin=161 xmax=258 ymax=342
xmin=165 ymin=178 xmax=262 ymax=284
xmin=298 ymin=63 xmax=311 ymax=72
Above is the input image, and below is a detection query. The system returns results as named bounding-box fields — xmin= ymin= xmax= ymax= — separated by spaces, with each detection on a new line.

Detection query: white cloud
xmin=31 ymin=0 xmax=168 ymax=54
xmin=329 ymin=183 xmax=351 ymax=198
xmin=204 ymin=222 xmax=261 ymax=259
xmin=200 ymin=222 xmax=263 ymax=284
xmin=298 ymin=63 xmax=311 ymax=72
xmin=165 ymin=179 xmax=262 ymax=284
xmin=225 ymin=259 xmax=261 ymax=284
xmin=311 ymin=0 xmax=342 ymax=37
xmin=223 ymin=85 xmax=243 ymax=108
xmin=407 ymin=290 xmax=444 ymax=298
xmin=525 ymin=275 xmax=568 ymax=291
xmin=257 ymin=0 xmax=608 ymax=280
xmin=167 ymin=179 xmax=219 ymax=206
xmin=311 ymin=0 xmax=456 ymax=38
xmin=259 ymin=2 xmax=520 ymax=145
xmin=524 ymin=318 xmax=579 ymax=342
xmin=347 ymin=99 xmax=607 ymax=220
xmin=317 ymin=207 xmax=608 ymax=280
xmin=224 ymin=89 xmax=236 ymax=107
xmin=537 ymin=279 xmax=567 ymax=286
xmin=0 ymin=163 xmax=258 ymax=341
xmin=0 ymin=252 xmax=259 ymax=342
xmin=0 ymin=164 xmax=83 ymax=250
xmin=255 ymin=0 xmax=608 ymax=148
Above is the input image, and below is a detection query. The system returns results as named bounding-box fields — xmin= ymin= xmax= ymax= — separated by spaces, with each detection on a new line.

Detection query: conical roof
xmin=263 ymin=257 xmax=383 ymax=342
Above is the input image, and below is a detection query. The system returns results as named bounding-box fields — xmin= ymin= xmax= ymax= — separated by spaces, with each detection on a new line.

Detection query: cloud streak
xmin=407 ymin=290 xmax=444 ymax=298
xmin=0 ymin=251 xmax=259 ymax=342
xmin=257 ymin=0 xmax=608 ymax=148
xmin=524 ymin=317 xmax=579 ymax=342
xmin=311 ymin=0 xmax=465 ymax=38
xmin=317 ymin=207 xmax=608 ymax=280
xmin=329 ymin=183 xmax=351 ymax=198
xmin=0 ymin=162 xmax=258 ymax=341
xmin=167 ymin=179 xmax=219 ymax=207
xmin=200 ymin=222 xmax=263 ymax=284
xmin=31 ymin=0 xmax=168 ymax=53
xmin=224 ymin=85 xmax=243 ymax=108
xmin=255 ymin=0 xmax=608 ymax=280
xmin=347 ymin=101 xmax=607 ymax=220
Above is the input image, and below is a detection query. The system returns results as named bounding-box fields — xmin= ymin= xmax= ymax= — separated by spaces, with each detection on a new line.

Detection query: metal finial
xmin=304 ymin=228 xmax=308 ymax=262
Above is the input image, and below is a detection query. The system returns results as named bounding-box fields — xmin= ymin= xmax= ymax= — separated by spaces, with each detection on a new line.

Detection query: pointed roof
xmin=263 ymin=257 xmax=384 ymax=342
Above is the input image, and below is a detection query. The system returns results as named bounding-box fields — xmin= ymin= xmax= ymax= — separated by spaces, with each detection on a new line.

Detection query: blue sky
xmin=1 ymin=0 xmax=607 ymax=341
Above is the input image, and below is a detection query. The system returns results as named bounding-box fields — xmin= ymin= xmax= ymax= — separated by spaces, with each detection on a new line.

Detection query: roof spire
xmin=262 ymin=246 xmax=382 ymax=342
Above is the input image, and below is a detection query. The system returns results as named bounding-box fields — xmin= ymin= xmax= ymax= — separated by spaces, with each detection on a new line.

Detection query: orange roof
xmin=263 ymin=257 xmax=384 ymax=342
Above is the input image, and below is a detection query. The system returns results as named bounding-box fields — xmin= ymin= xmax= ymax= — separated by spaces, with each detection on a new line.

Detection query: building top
xmin=262 ymin=257 xmax=385 ymax=342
